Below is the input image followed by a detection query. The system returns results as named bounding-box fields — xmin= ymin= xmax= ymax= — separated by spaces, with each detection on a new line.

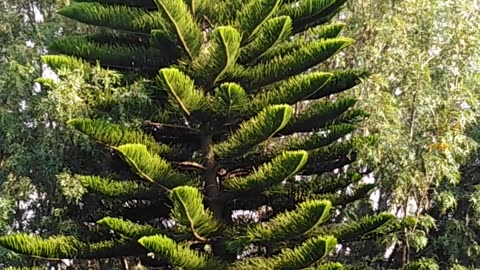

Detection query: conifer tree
xmin=0 ymin=0 xmax=413 ymax=268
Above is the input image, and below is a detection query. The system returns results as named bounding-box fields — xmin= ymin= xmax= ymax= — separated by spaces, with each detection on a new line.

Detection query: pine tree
xmin=0 ymin=0 xmax=413 ymax=268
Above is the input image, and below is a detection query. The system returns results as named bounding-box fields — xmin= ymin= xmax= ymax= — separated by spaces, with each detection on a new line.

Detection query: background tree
xmin=330 ymin=0 xmax=480 ymax=268
xmin=0 ymin=1 xmax=116 ymax=268
xmin=0 ymin=0 xmax=412 ymax=269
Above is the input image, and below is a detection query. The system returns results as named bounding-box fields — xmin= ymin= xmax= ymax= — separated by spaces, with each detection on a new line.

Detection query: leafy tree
xmin=1 ymin=0 xmax=412 ymax=268
xmin=0 ymin=1 xmax=117 ymax=268
xmin=328 ymin=0 xmax=480 ymax=268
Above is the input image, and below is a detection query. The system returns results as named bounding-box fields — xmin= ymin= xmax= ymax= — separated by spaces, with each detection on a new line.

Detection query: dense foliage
xmin=0 ymin=0 xmax=411 ymax=269
xmin=332 ymin=0 xmax=480 ymax=268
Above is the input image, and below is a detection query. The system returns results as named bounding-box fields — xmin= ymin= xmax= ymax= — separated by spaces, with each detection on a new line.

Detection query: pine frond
xmin=233 ymin=235 xmax=337 ymax=269
xmin=0 ymin=235 xmax=122 ymax=259
xmin=289 ymin=0 xmax=348 ymax=33
xmin=307 ymin=23 xmax=346 ymax=40
xmin=318 ymin=213 xmax=395 ymax=243
xmin=308 ymin=70 xmax=368 ymax=100
xmin=212 ymin=83 xmax=248 ymax=118
xmin=239 ymin=16 xmax=292 ymax=64
xmin=279 ymin=123 xmax=357 ymax=152
xmin=213 ymin=105 xmax=292 ymax=158
xmin=0 ymin=234 xmax=83 ymax=259
xmin=154 ymin=0 xmax=202 ymax=60
xmin=319 ymin=184 xmax=375 ymax=206
xmin=168 ymin=186 xmax=222 ymax=241
xmin=97 ymin=217 xmax=163 ymax=239
xmin=243 ymin=200 xmax=332 ymax=246
xmin=156 ymin=68 xmax=207 ymax=117
xmin=259 ymin=23 xmax=346 ymax=63
xmin=300 ymin=171 xmax=363 ymax=195
xmin=304 ymin=262 xmax=344 ymax=270
xmin=41 ymin=55 xmax=91 ymax=73
xmin=79 ymin=175 xmax=149 ymax=198
xmin=224 ymin=150 xmax=308 ymax=192
xmin=58 ymin=2 xmax=166 ymax=34
xmin=182 ymin=0 xmax=218 ymax=20
xmin=67 ymin=118 xmax=171 ymax=156
xmin=49 ymin=36 xmax=174 ymax=70
xmin=272 ymin=235 xmax=337 ymax=269
xmin=138 ymin=234 xmax=225 ymax=269
xmin=234 ymin=0 xmax=282 ymax=43
xmin=247 ymin=72 xmax=333 ymax=113
xmin=278 ymin=0 xmax=336 ymax=28
xmin=240 ymin=37 xmax=353 ymax=89
xmin=281 ymin=98 xmax=357 ymax=135
xmin=191 ymin=26 xmax=242 ymax=87
xmin=117 ymin=144 xmax=193 ymax=188
xmin=75 ymin=0 xmax=157 ymax=9
xmin=334 ymin=109 xmax=369 ymax=126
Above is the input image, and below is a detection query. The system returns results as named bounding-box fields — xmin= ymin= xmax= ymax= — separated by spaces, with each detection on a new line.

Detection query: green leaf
xmin=79 ymin=175 xmax=149 ymax=198
xmin=0 ymin=234 xmax=120 ymax=259
xmin=279 ymin=0 xmax=336 ymax=24
xmin=41 ymin=55 xmax=91 ymax=73
xmin=240 ymin=37 xmax=353 ymax=89
xmin=49 ymin=35 xmax=174 ymax=71
xmin=224 ymin=150 xmax=308 ymax=192
xmin=306 ymin=23 xmax=346 ymax=40
xmin=0 ymin=234 xmax=83 ymax=259
xmin=97 ymin=217 xmax=163 ymax=239
xmin=304 ymin=262 xmax=344 ymax=270
xmin=239 ymin=16 xmax=292 ymax=64
xmin=232 ymin=200 xmax=332 ymax=250
xmin=168 ymin=186 xmax=222 ymax=240
xmin=192 ymin=26 xmax=242 ymax=87
xmin=117 ymin=144 xmax=192 ymax=188
xmin=234 ymin=0 xmax=282 ymax=43
xmin=156 ymin=68 xmax=207 ymax=117
xmin=214 ymin=104 xmax=293 ymax=158
xmin=233 ymin=235 xmax=337 ymax=270
xmin=58 ymin=2 xmax=165 ymax=33
xmin=154 ymin=0 xmax=202 ymax=59
xmin=281 ymin=98 xmax=358 ymax=135
xmin=67 ymin=118 xmax=171 ymax=156
xmin=247 ymin=72 xmax=333 ymax=113
xmin=212 ymin=83 xmax=248 ymax=117
xmin=318 ymin=213 xmax=396 ymax=243
xmin=138 ymin=234 xmax=225 ymax=269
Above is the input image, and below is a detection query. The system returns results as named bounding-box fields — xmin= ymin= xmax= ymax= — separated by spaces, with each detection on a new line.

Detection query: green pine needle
xmin=191 ymin=26 xmax=242 ymax=87
xmin=240 ymin=37 xmax=353 ymax=89
xmin=228 ymin=200 xmax=332 ymax=253
xmin=138 ymin=234 xmax=225 ymax=269
xmin=224 ymin=150 xmax=308 ymax=192
xmin=41 ymin=55 xmax=91 ymax=73
xmin=214 ymin=104 xmax=292 ymax=158
xmin=156 ymin=67 xmax=207 ymax=117
xmin=247 ymin=72 xmax=333 ymax=113
xmin=282 ymin=98 xmax=357 ymax=135
xmin=239 ymin=16 xmax=292 ymax=64
xmin=117 ymin=144 xmax=193 ymax=188
xmin=79 ymin=175 xmax=149 ymax=198
xmin=67 ymin=118 xmax=171 ymax=156
xmin=233 ymin=235 xmax=337 ymax=270
xmin=234 ymin=0 xmax=282 ymax=43
xmin=279 ymin=0 xmax=336 ymax=23
xmin=154 ymin=0 xmax=202 ymax=59
xmin=97 ymin=217 xmax=163 ymax=239
xmin=58 ymin=2 xmax=165 ymax=33
xmin=212 ymin=83 xmax=248 ymax=117
xmin=168 ymin=186 xmax=222 ymax=240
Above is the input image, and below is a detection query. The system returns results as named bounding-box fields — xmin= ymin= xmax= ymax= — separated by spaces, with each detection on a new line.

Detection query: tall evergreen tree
xmin=1 ymin=0 xmax=412 ymax=268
